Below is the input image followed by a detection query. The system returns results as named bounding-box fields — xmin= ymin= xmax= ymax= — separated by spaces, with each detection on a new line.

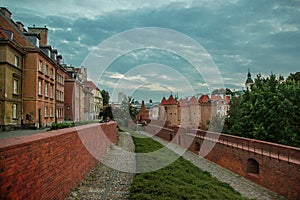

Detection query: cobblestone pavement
xmin=139 ymin=131 xmax=285 ymax=200
xmin=66 ymin=132 xmax=135 ymax=200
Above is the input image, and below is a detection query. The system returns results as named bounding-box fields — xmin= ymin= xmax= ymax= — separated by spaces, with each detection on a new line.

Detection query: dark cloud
xmin=3 ymin=0 xmax=300 ymax=95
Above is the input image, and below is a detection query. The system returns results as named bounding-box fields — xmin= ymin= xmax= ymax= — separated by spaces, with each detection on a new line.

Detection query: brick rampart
xmin=145 ymin=124 xmax=300 ymax=200
xmin=0 ymin=122 xmax=117 ymax=200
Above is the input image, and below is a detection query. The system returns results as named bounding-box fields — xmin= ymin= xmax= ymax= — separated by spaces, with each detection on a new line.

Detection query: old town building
xmin=139 ymin=94 xmax=230 ymax=130
xmin=0 ymin=7 xmax=99 ymax=130
xmin=64 ymin=65 xmax=84 ymax=121
xmin=0 ymin=28 xmax=25 ymax=130
xmin=55 ymin=56 xmax=66 ymax=123
xmin=22 ymin=27 xmax=57 ymax=128
xmin=84 ymin=81 xmax=103 ymax=120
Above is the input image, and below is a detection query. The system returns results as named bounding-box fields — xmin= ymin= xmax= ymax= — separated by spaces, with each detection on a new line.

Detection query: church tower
xmin=245 ymin=69 xmax=254 ymax=91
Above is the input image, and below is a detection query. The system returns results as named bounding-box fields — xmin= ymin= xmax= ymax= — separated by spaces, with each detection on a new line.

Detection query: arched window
xmin=195 ymin=142 xmax=200 ymax=152
xmin=169 ymin=134 xmax=173 ymax=141
xmin=247 ymin=158 xmax=259 ymax=174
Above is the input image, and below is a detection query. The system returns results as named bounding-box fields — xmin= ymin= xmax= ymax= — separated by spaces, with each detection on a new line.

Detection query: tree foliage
xmin=211 ymin=88 xmax=226 ymax=95
xmin=101 ymin=89 xmax=110 ymax=106
xmin=287 ymin=72 xmax=300 ymax=83
xmin=226 ymin=73 xmax=300 ymax=147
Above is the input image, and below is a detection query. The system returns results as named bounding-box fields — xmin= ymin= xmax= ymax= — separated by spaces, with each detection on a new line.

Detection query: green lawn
xmin=128 ymin=130 xmax=248 ymax=200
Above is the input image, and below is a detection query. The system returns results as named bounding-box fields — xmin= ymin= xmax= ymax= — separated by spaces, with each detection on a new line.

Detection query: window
xmin=50 ymin=85 xmax=53 ymax=98
xmin=38 ymin=80 xmax=42 ymax=95
xmin=195 ymin=142 xmax=200 ymax=152
xmin=50 ymin=69 xmax=54 ymax=79
xmin=50 ymin=107 xmax=53 ymax=117
xmin=39 ymin=61 xmax=43 ymax=72
xmin=44 ymin=106 xmax=48 ymax=117
xmin=45 ymin=64 xmax=48 ymax=76
xmin=45 ymin=82 xmax=48 ymax=97
xmin=14 ymin=55 xmax=19 ymax=67
xmin=13 ymin=104 xmax=17 ymax=119
xmin=247 ymin=158 xmax=259 ymax=174
xmin=13 ymin=79 xmax=18 ymax=94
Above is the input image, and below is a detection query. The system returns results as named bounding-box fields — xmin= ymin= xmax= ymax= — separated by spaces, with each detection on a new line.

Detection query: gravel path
xmin=139 ymin=131 xmax=285 ymax=200
xmin=66 ymin=132 xmax=135 ymax=200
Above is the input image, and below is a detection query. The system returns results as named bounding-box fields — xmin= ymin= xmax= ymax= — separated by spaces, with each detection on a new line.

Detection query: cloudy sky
xmin=2 ymin=0 xmax=300 ymax=101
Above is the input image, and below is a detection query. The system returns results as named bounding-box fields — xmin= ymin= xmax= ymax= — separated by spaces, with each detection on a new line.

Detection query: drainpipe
xmin=21 ymin=53 xmax=25 ymax=129
xmin=55 ymin=63 xmax=58 ymax=123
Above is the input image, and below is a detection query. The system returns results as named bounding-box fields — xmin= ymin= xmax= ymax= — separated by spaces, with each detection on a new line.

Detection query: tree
xmin=287 ymin=72 xmax=300 ymax=83
xmin=101 ymin=90 xmax=110 ymax=106
xmin=211 ymin=88 xmax=226 ymax=95
xmin=101 ymin=105 xmax=113 ymax=121
xmin=225 ymin=88 xmax=234 ymax=96
xmin=226 ymin=73 xmax=300 ymax=147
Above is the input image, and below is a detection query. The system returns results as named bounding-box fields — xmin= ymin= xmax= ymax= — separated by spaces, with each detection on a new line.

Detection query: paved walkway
xmin=0 ymin=128 xmax=50 ymax=139
xmin=66 ymin=132 xmax=135 ymax=200
xmin=66 ymin=131 xmax=285 ymax=200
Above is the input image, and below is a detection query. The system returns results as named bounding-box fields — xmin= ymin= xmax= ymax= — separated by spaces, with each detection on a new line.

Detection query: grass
xmin=127 ymin=129 xmax=248 ymax=200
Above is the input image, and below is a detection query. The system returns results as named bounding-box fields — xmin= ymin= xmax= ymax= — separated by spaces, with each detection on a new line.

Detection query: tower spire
xmin=245 ymin=68 xmax=254 ymax=91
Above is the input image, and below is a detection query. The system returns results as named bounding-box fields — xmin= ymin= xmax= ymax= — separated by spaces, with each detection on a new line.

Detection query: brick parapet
xmin=0 ymin=122 xmax=117 ymax=200
xmin=145 ymin=124 xmax=300 ymax=200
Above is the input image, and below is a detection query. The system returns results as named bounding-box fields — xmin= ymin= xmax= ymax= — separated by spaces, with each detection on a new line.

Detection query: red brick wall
xmin=0 ymin=122 xmax=117 ymax=200
xmin=145 ymin=125 xmax=300 ymax=200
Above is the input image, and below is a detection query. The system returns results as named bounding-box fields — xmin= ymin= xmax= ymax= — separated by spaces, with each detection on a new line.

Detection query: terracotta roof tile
xmin=165 ymin=95 xmax=177 ymax=105
xmin=199 ymin=95 xmax=209 ymax=103
xmin=224 ymin=96 xmax=230 ymax=104
xmin=210 ymin=95 xmax=222 ymax=101
xmin=160 ymin=97 xmax=167 ymax=106
xmin=84 ymin=81 xmax=99 ymax=91
xmin=178 ymin=98 xmax=188 ymax=107
xmin=189 ymin=96 xmax=199 ymax=105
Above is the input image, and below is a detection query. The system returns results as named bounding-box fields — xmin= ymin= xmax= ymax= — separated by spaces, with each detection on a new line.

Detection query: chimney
xmin=0 ymin=7 xmax=12 ymax=19
xmin=16 ymin=22 xmax=25 ymax=32
xmin=51 ymin=49 xmax=58 ymax=61
xmin=56 ymin=55 xmax=63 ymax=64
xmin=28 ymin=25 xmax=48 ymax=46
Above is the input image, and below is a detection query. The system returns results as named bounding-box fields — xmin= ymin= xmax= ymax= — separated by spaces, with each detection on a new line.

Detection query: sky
xmin=2 ymin=0 xmax=300 ymax=102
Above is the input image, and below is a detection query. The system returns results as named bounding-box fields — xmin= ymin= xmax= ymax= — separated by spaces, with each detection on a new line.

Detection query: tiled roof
xmin=224 ymin=96 xmax=230 ymax=104
xmin=165 ymin=95 xmax=177 ymax=105
xmin=84 ymin=81 xmax=99 ymax=91
xmin=178 ymin=98 xmax=188 ymax=107
xmin=210 ymin=95 xmax=222 ymax=101
xmin=160 ymin=97 xmax=167 ymax=106
xmin=199 ymin=95 xmax=209 ymax=103
xmin=189 ymin=96 xmax=199 ymax=105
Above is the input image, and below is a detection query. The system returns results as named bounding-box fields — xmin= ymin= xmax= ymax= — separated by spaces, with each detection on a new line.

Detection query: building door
xmin=38 ymin=109 xmax=41 ymax=128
